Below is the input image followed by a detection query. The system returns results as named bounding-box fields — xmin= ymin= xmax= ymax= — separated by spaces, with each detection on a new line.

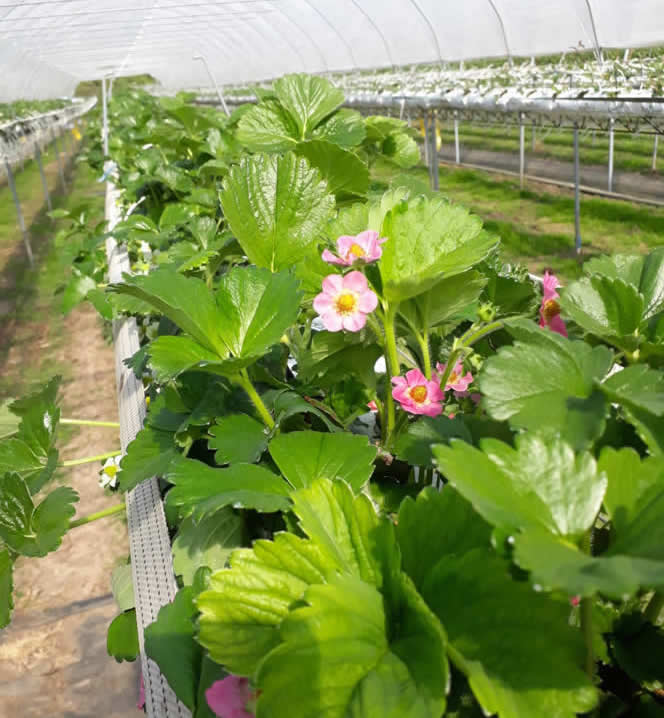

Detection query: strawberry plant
xmin=2 ymin=74 xmax=664 ymax=718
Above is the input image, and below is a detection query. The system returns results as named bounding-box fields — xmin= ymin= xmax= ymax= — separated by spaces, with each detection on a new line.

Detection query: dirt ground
xmin=0 ymin=154 xmax=139 ymax=716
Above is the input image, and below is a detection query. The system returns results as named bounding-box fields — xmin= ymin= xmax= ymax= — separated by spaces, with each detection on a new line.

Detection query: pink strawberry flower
xmin=206 ymin=676 xmax=255 ymax=718
xmin=322 ymin=230 xmax=387 ymax=266
xmin=539 ymin=271 xmax=568 ymax=337
xmin=435 ymin=361 xmax=473 ymax=393
xmin=392 ymin=369 xmax=445 ymax=417
xmin=367 ymin=400 xmax=378 ymax=412
xmin=570 ymin=595 xmax=581 ymax=607
xmin=313 ymin=271 xmax=378 ymax=332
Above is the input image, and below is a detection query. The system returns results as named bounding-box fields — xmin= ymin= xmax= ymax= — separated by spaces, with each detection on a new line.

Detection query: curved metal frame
xmin=301 ymin=0 xmax=357 ymax=67
xmin=583 ymin=0 xmax=604 ymax=63
xmin=407 ymin=0 xmax=443 ymax=66
xmin=486 ymin=0 xmax=512 ymax=66
xmin=277 ymin=2 xmax=329 ymax=72
xmin=349 ymin=0 xmax=395 ymax=69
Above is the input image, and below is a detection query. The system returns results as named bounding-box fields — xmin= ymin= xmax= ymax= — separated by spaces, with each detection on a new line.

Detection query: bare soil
xmin=0 ymin=158 xmax=139 ymax=716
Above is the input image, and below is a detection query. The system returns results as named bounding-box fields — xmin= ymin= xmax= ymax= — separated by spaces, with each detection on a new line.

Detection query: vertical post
xmin=454 ymin=111 xmax=460 ymax=164
xmin=4 ymin=157 xmax=34 ymax=266
xmin=531 ymin=121 xmax=536 ymax=151
xmin=608 ymin=118 xmax=615 ymax=192
xmin=430 ymin=111 xmax=439 ymax=191
xmin=53 ymin=132 xmax=67 ymax=192
xmin=423 ymin=114 xmax=430 ymax=167
xmin=101 ymin=76 xmax=109 ymax=156
xmin=519 ymin=115 xmax=525 ymax=190
xmin=34 ymin=143 xmax=52 ymax=212
xmin=573 ymin=125 xmax=582 ymax=254
xmin=653 ymin=135 xmax=659 ymax=172
xmin=192 ymin=54 xmax=230 ymax=116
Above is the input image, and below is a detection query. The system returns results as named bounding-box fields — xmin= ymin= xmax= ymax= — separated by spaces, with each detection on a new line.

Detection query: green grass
xmin=373 ymin=159 xmax=664 ymax=281
xmin=0 ymin=146 xmax=104 ymax=400
xmin=436 ymin=120 xmax=663 ymax=174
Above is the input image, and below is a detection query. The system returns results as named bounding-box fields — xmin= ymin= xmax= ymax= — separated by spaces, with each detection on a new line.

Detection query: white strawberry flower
xmin=99 ymin=455 xmax=122 ymax=490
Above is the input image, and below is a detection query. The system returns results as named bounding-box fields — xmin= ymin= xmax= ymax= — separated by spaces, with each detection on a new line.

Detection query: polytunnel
xmin=2 ymin=0 xmax=664 ymax=99
xmin=4 ymin=4 xmax=664 ymax=718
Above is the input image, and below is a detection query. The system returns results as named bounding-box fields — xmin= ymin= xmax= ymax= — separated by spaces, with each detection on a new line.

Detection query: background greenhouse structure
xmin=2 ymin=2 xmax=664 ymax=718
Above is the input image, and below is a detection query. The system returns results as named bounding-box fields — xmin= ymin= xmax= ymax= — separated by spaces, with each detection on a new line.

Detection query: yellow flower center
xmin=104 ymin=465 xmax=118 ymax=478
xmin=409 ymin=385 xmax=428 ymax=403
xmin=542 ymin=298 xmax=561 ymax=322
xmin=448 ymin=371 xmax=458 ymax=385
xmin=335 ymin=292 xmax=357 ymax=315
xmin=349 ymin=243 xmax=366 ymax=258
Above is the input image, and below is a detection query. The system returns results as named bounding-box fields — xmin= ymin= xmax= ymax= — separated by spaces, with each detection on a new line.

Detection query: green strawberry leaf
xmin=273 ymin=74 xmax=344 ymax=139
xmin=600 ymin=364 xmax=664 ymax=417
xmin=118 ymin=425 xmax=180 ymax=492
xmin=164 ymin=456 xmax=291 ymax=518
xmin=268 ymin=430 xmax=376 ymax=492
xmin=422 ymin=549 xmax=597 ymax=718
xmin=208 ymin=414 xmax=268 ymax=465
xmin=312 ymin=108 xmax=366 ymax=147
xmin=0 ymin=548 xmax=13 ymax=628
xmin=172 ymin=509 xmax=245 ymax=585
xmin=380 ymin=196 xmax=497 ymax=303
xmin=479 ymin=319 xmax=613 ymax=448
xmin=382 ymin=131 xmax=420 ymax=168
xmin=107 ymin=609 xmax=139 ymax=662
xmin=220 ymin=152 xmax=335 ymax=272
xmin=395 ymin=417 xmax=472 ymax=467
xmin=559 ymin=275 xmax=644 ymax=350
xmin=236 ymin=100 xmax=299 ymax=152
xmin=295 ymin=139 xmax=368 ymax=199
xmin=257 ymin=573 xmax=447 ymax=718
xmin=0 ymin=475 xmax=78 ymax=557
xmin=111 ymin=563 xmax=135 ymax=612
xmin=145 ymin=586 xmax=201 ymax=711
xmin=396 ymin=486 xmax=492 ymax=592
xmin=109 ymin=269 xmax=228 ymax=356
xmin=146 ymin=336 xmax=242 ymax=383
xmin=434 ymin=434 xmax=606 ymax=540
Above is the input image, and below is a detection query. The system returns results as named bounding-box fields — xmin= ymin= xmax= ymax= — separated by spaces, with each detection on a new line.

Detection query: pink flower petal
xmin=321 ymin=249 xmax=345 ymax=265
xmin=321 ymin=274 xmax=344 ymax=295
xmin=542 ymin=272 xmax=560 ymax=301
xmin=405 ymin=368 xmax=427 ymax=386
xmin=357 ymin=289 xmax=378 ymax=313
xmin=355 ymin=230 xmax=379 ymax=246
xmin=319 ymin=310 xmax=344 ymax=332
xmin=367 ymin=400 xmax=378 ymax=412
xmin=336 ymin=235 xmax=357 ymax=254
xmin=419 ymin=402 xmax=443 ymax=417
xmin=206 ymin=676 xmax=254 ymax=718
xmin=549 ymin=314 xmax=568 ymax=337
xmin=391 ymin=376 xmax=407 ymax=388
xmin=342 ymin=271 xmax=369 ymax=293
xmin=425 ymin=380 xmax=445 ymax=402
xmin=313 ymin=292 xmax=334 ymax=313
xmin=342 ymin=312 xmax=367 ymax=332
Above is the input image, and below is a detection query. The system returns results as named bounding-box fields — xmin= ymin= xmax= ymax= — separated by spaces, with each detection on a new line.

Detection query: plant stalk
xmin=237 ymin=369 xmax=275 ymax=430
xmin=382 ymin=305 xmax=400 ymax=447
xmin=644 ymin=591 xmax=664 ymax=624
xmin=69 ymin=502 xmax=125 ymax=529
xmin=61 ymin=418 xmax=120 ymax=428
xmin=61 ymin=449 xmax=122 ymax=467
xmin=580 ymin=531 xmax=595 ymax=679
xmin=417 ymin=331 xmax=432 ymax=380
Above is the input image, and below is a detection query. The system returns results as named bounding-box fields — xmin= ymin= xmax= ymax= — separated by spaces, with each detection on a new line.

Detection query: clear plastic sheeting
xmin=3 ymin=2 xmax=664 ymax=100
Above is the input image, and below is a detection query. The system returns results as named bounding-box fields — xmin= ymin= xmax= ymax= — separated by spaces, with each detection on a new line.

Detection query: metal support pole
xmin=53 ymin=133 xmax=67 ymax=192
xmin=34 ymin=144 xmax=52 ymax=212
xmin=531 ymin=122 xmax=536 ymax=152
xmin=101 ymin=76 xmax=109 ymax=156
xmin=519 ymin=116 xmax=525 ymax=190
xmin=423 ymin=114 xmax=430 ymax=167
xmin=193 ymin=54 xmax=230 ymax=116
xmin=454 ymin=111 xmax=460 ymax=164
xmin=4 ymin=157 xmax=34 ymax=266
xmin=430 ymin=111 xmax=439 ymax=191
xmin=653 ymin=135 xmax=659 ymax=172
xmin=573 ymin=125 xmax=582 ymax=254
xmin=608 ymin=118 xmax=614 ymax=192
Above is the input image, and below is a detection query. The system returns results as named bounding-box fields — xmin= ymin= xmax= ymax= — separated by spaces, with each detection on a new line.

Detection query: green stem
xmin=69 ymin=502 xmax=125 ymax=529
xmin=580 ymin=531 xmax=595 ymax=679
xmin=459 ymin=319 xmax=505 ymax=348
xmin=61 ymin=418 xmax=120 ymax=428
xmin=644 ymin=591 xmax=664 ymax=624
xmin=382 ymin=305 xmax=400 ymax=448
xmin=416 ymin=331 xmax=432 ymax=380
xmin=237 ymin=370 xmax=275 ymax=430
xmin=61 ymin=449 xmax=121 ymax=467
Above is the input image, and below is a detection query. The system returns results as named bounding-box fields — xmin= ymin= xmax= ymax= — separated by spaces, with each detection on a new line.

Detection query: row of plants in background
xmin=1 ymin=74 xmax=663 ymax=718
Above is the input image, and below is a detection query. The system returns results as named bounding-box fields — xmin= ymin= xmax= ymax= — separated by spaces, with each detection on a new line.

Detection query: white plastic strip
xmin=105 ymin=183 xmax=190 ymax=718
